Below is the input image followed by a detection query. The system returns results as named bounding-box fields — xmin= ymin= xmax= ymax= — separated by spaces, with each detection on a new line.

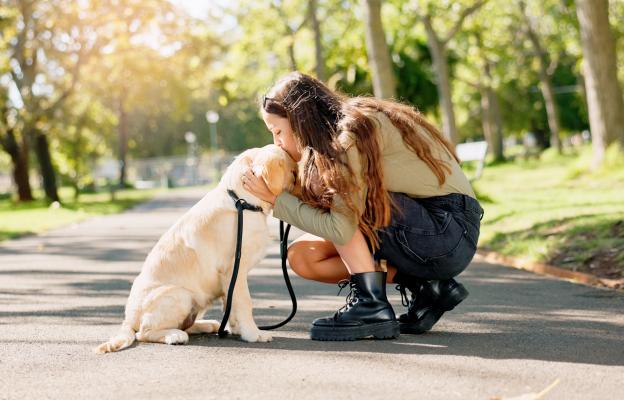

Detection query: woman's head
xmin=260 ymin=72 xmax=344 ymax=160
xmin=260 ymin=72 xmax=352 ymax=211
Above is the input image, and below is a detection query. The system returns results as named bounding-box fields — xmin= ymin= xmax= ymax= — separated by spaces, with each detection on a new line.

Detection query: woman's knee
xmin=286 ymin=243 xmax=311 ymax=277
xmin=287 ymin=242 xmax=329 ymax=280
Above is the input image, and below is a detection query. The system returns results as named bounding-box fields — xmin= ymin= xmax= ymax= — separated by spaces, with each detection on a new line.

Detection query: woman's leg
xmin=294 ymin=229 xmax=400 ymax=340
xmin=288 ymin=230 xmax=398 ymax=284
xmin=287 ymin=233 xmax=349 ymax=284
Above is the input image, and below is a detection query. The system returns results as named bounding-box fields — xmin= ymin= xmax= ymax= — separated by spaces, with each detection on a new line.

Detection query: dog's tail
xmin=93 ymin=321 xmax=136 ymax=354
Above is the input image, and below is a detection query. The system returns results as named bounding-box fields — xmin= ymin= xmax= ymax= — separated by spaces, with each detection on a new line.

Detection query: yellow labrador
xmin=95 ymin=144 xmax=297 ymax=353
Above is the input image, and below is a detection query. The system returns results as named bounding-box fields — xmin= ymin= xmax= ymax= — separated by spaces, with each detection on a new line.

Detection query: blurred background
xmin=0 ymin=0 xmax=622 ymax=284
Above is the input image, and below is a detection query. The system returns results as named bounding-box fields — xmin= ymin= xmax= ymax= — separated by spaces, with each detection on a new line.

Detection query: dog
xmin=95 ymin=144 xmax=297 ymax=353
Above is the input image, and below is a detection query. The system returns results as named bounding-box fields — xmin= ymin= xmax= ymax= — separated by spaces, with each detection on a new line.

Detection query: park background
xmin=0 ymin=0 xmax=623 ymax=288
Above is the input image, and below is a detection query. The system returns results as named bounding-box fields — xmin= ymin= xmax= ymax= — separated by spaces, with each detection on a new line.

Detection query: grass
xmin=0 ymin=186 xmax=165 ymax=241
xmin=473 ymin=144 xmax=624 ymax=280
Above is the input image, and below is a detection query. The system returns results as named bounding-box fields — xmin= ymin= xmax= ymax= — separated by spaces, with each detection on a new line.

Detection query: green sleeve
xmin=272 ymin=145 xmax=367 ymax=246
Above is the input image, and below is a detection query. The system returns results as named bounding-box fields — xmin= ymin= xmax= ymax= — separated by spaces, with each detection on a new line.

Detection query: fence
xmin=0 ymin=152 xmax=238 ymax=195
xmin=96 ymin=152 xmax=237 ymax=188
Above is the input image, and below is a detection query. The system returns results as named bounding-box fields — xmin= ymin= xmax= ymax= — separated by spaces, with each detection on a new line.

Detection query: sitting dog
xmin=95 ymin=144 xmax=297 ymax=353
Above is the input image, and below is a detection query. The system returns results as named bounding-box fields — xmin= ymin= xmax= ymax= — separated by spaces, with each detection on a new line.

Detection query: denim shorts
xmin=375 ymin=192 xmax=484 ymax=281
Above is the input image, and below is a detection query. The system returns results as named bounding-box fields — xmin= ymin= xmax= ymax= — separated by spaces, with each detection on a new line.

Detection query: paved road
xmin=1 ymin=188 xmax=622 ymax=400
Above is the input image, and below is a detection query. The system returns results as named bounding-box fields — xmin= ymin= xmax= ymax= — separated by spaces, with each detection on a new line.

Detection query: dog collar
xmin=227 ymin=189 xmax=264 ymax=212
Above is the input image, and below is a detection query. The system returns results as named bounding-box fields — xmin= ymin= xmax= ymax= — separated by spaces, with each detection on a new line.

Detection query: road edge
xmin=476 ymin=249 xmax=624 ymax=291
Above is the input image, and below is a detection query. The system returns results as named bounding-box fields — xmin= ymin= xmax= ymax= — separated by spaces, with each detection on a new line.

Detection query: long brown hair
xmin=261 ymin=72 xmax=458 ymax=250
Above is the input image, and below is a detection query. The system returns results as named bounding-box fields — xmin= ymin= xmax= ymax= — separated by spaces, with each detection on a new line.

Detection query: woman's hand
xmin=242 ymin=169 xmax=277 ymax=205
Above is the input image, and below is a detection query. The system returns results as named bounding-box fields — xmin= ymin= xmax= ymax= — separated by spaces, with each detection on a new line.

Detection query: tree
xmin=363 ymin=0 xmax=396 ymax=99
xmin=269 ymin=0 xmax=310 ymax=71
xmin=575 ymin=0 xmax=624 ymax=167
xmin=0 ymin=4 xmax=32 ymax=200
xmin=51 ymin=95 xmax=115 ymax=199
xmin=79 ymin=0 xmax=201 ymax=186
xmin=309 ymin=0 xmax=326 ymax=80
xmin=0 ymin=107 xmax=33 ymax=201
xmin=4 ymin=0 xmax=110 ymax=202
xmin=460 ymin=32 xmax=505 ymax=161
xmin=518 ymin=0 xmax=563 ymax=153
xmin=410 ymin=0 xmax=486 ymax=144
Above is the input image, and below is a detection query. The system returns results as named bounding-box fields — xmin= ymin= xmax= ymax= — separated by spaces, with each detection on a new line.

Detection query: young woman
xmin=242 ymin=72 xmax=483 ymax=341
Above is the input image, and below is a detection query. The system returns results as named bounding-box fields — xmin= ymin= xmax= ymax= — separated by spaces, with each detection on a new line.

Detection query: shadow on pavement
xmin=1 ymin=190 xmax=623 ymax=368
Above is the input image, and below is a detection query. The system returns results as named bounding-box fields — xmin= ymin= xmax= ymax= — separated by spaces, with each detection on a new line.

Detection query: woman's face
xmin=261 ymin=110 xmax=302 ymax=162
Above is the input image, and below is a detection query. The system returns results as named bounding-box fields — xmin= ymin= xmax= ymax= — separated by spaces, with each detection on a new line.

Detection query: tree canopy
xmin=0 ymin=0 xmax=622 ymax=201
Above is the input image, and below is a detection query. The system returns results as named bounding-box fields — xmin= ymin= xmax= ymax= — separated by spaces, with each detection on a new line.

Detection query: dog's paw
xmin=164 ymin=331 xmax=189 ymax=345
xmin=241 ymin=329 xmax=272 ymax=343
xmin=256 ymin=330 xmax=273 ymax=342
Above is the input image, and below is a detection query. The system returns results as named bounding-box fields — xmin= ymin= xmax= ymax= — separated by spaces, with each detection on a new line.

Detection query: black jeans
xmin=375 ymin=192 xmax=484 ymax=282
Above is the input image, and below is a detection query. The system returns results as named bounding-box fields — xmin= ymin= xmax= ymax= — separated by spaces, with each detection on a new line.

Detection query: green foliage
xmin=0 ymin=187 xmax=162 ymax=241
xmin=601 ymin=143 xmax=624 ymax=171
xmin=1 ymin=0 xmax=622 ymax=200
xmin=393 ymin=39 xmax=439 ymax=112
xmin=475 ymin=146 xmax=624 ymax=277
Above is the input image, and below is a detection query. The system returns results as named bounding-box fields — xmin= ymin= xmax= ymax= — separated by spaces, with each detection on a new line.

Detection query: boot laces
xmin=395 ymin=283 xmax=423 ymax=315
xmin=335 ymin=279 xmax=359 ymax=316
xmin=395 ymin=284 xmax=411 ymax=307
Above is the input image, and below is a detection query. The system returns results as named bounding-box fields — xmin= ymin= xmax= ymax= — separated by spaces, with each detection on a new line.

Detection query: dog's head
xmin=222 ymin=144 xmax=297 ymax=209
xmin=250 ymin=144 xmax=297 ymax=197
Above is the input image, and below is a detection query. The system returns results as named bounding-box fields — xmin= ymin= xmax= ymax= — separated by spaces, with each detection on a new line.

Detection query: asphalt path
xmin=1 ymin=188 xmax=622 ymax=399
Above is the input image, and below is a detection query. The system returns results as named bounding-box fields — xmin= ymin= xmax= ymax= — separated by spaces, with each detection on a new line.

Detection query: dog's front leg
xmin=226 ymin=275 xmax=272 ymax=343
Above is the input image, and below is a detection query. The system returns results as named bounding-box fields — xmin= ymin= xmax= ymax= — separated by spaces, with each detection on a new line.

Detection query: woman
xmin=242 ymin=72 xmax=483 ymax=341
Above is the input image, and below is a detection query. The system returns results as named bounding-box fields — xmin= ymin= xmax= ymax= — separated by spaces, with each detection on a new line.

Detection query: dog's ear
xmin=260 ymin=157 xmax=286 ymax=196
xmin=238 ymin=147 xmax=263 ymax=167
xmin=238 ymin=153 xmax=255 ymax=168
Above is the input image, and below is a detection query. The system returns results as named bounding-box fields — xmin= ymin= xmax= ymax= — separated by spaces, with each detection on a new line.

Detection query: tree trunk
xmin=483 ymin=55 xmax=504 ymax=160
xmin=72 ymin=125 xmax=84 ymax=201
xmin=538 ymin=73 xmax=562 ymax=152
xmin=118 ymin=100 xmax=128 ymax=187
xmin=488 ymin=87 xmax=504 ymax=161
xmin=519 ymin=1 xmax=563 ymax=153
xmin=310 ymin=0 xmax=325 ymax=81
xmin=287 ymin=40 xmax=297 ymax=71
xmin=479 ymin=85 xmax=493 ymax=147
xmin=423 ymin=18 xmax=458 ymax=144
xmin=363 ymin=0 xmax=396 ymax=99
xmin=418 ymin=1 xmax=486 ymax=145
xmin=3 ymin=129 xmax=34 ymax=201
xmin=34 ymin=132 xmax=60 ymax=203
xmin=480 ymin=85 xmax=504 ymax=162
xmin=576 ymin=0 xmax=624 ymax=167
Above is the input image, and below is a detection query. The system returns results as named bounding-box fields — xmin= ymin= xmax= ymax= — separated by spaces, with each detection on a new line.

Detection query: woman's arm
xmin=274 ymin=144 xmax=367 ymax=245
xmin=243 ymin=144 xmax=367 ymax=246
xmin=272 ymin=191 xmax=357 ymax=245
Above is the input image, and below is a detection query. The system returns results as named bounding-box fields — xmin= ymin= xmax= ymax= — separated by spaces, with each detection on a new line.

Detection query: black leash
xmin=218 ymin=190 xmax=297 ymax=338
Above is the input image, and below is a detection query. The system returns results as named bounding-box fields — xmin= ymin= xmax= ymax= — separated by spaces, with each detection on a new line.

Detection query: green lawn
xmin=473 ymin=145 xmax=624 ymax=280
xmin=0 ymin=187 xmax=164 ymax=241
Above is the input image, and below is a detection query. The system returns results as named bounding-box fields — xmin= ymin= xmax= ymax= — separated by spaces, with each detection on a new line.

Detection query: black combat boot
xmin=396 ymin=278 xmax=469 ymax=334
xmin=310 ymin=271 xmax=400 ymax=341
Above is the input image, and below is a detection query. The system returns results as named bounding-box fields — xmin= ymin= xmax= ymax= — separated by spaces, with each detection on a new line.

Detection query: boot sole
xmin=400 ymin=311 xmax=441 ymax=334
xmin=310 ymin=321 xmax=400 ymax=341
xmin=400 ymin=284 xmax=470 ymax=334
